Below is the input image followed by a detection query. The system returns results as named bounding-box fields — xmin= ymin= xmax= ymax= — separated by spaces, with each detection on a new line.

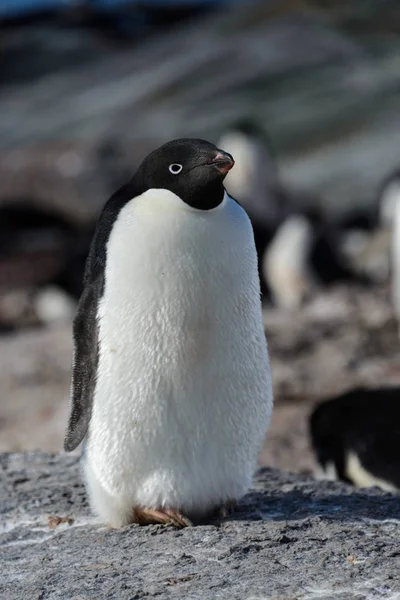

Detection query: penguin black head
xmin=132 ymin=138 xmax=234 ymax=211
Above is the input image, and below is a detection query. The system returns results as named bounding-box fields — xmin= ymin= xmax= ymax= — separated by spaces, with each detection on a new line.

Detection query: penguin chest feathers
xmin=89 ymin=188 xmax=272 ymax=514
xmin=99 ymin=189 xmax=259 ymax=361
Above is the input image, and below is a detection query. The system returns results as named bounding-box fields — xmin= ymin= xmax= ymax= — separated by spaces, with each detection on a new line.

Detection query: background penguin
xmin=262 ymin=213 xmax=316 ymax=310
xmin=218 ymin=120 xmax=364 ymax=309
xmin=378 ymin=169 xmax=400 ymax=229
xmin=391 ymin=180 xmax=400 ymax=332
xmin=64 ymin=138 xmax=273 ymax=528
xmin=217 ymin=119 xmax=293 ymax=298
xmin=340 ymin=170 xmax=400 ymax=324
xmin=337 ymin=174 xmax=397 ymax=284
xmin=375 ymin=170 xmax=400 ymax=331
xmin=217 ymin=119 xmax=291 ymax=227
xmin=309 ymin=387 xmax=400 ymax=492
xmin=263 ymin=207 xmax=368 ymax=309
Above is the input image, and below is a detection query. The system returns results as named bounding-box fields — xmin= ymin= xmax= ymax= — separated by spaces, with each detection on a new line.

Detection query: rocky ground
xmin=1 ymin=283 xmax=400 ymax=478
xmin=1 ymin=452 xmax=399 ymax=600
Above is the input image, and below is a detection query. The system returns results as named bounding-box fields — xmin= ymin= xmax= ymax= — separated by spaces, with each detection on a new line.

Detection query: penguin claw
xmin=133 ymin=507 xmax=192 ymax=528
xmin=163 ymin=509 xmax=193 ymax=528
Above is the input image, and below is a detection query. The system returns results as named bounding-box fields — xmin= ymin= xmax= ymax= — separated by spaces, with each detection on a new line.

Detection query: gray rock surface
xmin=1 ymin=453 xmax=399 ymax=599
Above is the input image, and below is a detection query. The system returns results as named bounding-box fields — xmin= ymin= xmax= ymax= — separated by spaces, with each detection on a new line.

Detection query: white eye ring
xmin=169 ymin=163 xmax=183 ymax=175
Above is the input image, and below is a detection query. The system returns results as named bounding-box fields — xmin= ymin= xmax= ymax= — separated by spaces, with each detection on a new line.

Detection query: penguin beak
xmin=211 ymin=151 xmax=235 ymax=174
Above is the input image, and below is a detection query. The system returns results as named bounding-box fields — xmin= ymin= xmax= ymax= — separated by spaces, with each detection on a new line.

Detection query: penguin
xmin=376 ymin=170 xmax=400 ymax=329
xmin=64 ymin=138 xmax=273 ymax=528
xmin=262 ymin=213 xmax=316 ymax=310
xmin=336 ymin=175 xmax=397 ymax=284
xmin=217 ymin=119 xmax=289 ymax=227
xmin=309 ymin=387 xmax=400 ymax=492
xmin=391 ymin=182 xmax=400 ymax=329
xmin=218 ymin=120 xmax=361 ymax=308
xmin=262 ymin=203 xmax=370 ymax=310
xmin=217 ymin=120 xmax=292 ymax=298
xmin=379 ymin=170 xmax=400 ymax=229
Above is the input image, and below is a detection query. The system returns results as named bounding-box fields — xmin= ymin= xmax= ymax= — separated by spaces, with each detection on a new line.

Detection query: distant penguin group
xmin=218 ymin=120 xmax=378 ymax=309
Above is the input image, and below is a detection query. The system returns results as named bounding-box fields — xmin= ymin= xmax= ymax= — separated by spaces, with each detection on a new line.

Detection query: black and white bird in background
xmin=64 ymin=138 xmax=273 ymax=528
xmin=217 ymin=119 xmax=369 ymax=309
xmin=342 ymin=168 xmax=400 ymax=329
xmin=309 ymin=387 xmax=400 ymax=493
xmin=378 ymin=170 xmax=400 ymax=331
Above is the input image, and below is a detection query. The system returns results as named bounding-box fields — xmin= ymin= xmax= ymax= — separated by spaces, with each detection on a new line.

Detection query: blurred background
xmin=1 ymin=0 xmax=400 ymax=484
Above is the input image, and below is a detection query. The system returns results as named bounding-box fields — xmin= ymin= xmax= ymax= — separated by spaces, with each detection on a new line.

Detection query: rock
xmin=0 ymin=453 xmax=399 ymax=600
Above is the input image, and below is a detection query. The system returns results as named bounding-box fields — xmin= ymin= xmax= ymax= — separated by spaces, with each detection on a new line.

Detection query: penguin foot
xmin=133 ymin=507 xmax=193 ymax=528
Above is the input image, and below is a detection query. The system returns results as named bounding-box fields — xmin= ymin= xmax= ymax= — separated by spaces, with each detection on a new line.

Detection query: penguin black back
xmin=310 ymin=387 xmax=400 ymax=490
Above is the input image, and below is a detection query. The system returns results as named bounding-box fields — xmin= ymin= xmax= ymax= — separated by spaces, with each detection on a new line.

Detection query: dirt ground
xmin=1 ymin=283 xmax=400 ymax=476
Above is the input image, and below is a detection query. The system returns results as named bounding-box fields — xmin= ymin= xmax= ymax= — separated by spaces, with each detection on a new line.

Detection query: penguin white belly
xmin=85 ymin=190 xmax=272 ymax=525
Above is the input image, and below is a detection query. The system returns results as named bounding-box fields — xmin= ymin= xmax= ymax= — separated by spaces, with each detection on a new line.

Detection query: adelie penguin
xmin=378 ymin=170 xmax=400 ymax=331
xmin=64 ymin=138 xmax=273 ymax=527
xmin=344 ymin=170 xmax=400 ymax=328
xmin=309 ymin=387 xmax=400 ymax=492
xmin=218 ymin=120 xmax=361 ymax=308
xmin=218 ymin=120 xmax=292 ymax=299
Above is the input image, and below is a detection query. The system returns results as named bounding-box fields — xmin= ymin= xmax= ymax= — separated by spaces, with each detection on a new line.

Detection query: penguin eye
xmin=169 ymin=163 xmax=183 ymax=175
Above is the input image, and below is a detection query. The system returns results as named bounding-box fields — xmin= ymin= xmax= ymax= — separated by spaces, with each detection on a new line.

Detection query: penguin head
xmin=133 ymin=138 xmax=234 ymax=211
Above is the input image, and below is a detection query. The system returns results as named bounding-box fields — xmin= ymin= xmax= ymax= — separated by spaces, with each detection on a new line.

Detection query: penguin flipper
xmin=64 ymin=275 xmax=103 ymax=452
